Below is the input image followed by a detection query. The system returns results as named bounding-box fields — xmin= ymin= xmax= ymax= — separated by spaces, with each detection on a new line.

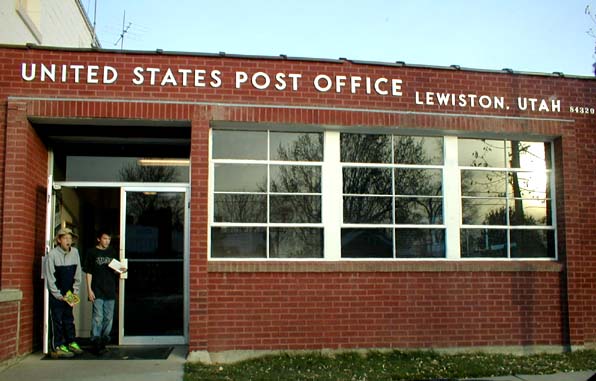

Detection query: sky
xmin=82 ymin=0 xmax=596 ymax=77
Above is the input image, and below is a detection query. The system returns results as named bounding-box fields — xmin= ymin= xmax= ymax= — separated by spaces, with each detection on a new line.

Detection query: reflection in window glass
xmin=510 ymin=230 xmax=555 ymax=258
xmin=395 ymin=228 xmax=445 ymax=258
xmin=270 ymin=195 xmax=321 ymax=223
xmin=394 ymin=136 xmax=443 ymax=165
xmin=211 ymin=227 xmax=266 ymax=258
xmin=343 ymin=196 xmax=392 ymax=224
xmin=211 ymin=129 xmax=323 ymax=259
xmin=343 ymin=167 xmax=392 ymax=194
xmin=508 ymin=141 xmax=551 ymax=169
xmin=460 ymin=229 xmax=507 ymax=258
xmin=458 ymin=139 xmax=506 ymax=167
xmin=270 ymin=165 xmax=321 ymax=193
xmin=461 ymin=170 xmax=508 ymax=197
xmin=341 ymin=228 xmax=393 ymax=258
xmin=460 ymin=138 xmax=554 ymax=258
xmin=461 ymin=198 xmax=507 ymax=225
xmin=270 ymin=132 xmax=323 ymax=161
xmin=65 ymin=156 xmax=190 ymax=182
xmin=269 ymin=228 xmax=323 ymax=258
xmin=509 ymin=199 xmax=551 ymax=226
xmin=507 ymin=172 xmax=550 ymax=199
xmin=212 ymin=130 xmax=267 ymax=160
xmin=214 ymin=194 xmax=266 ymax=223
xmin=209 ymin=131 xmax=556 ymax=260
xmin=341 ymin=133 xmax=445 ymax=259
xmin=341 ymin=134 xmax=391 ymax=163
xmin=214 ymin=164 xmax=267 ymax=192
xmin=395 ymin=197 xmax=443 ymax=224
xmin=395 ymin=168 xmax=442 ymax=196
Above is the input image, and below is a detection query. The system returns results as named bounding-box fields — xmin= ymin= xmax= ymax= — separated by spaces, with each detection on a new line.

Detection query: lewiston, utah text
xmin=415 ymin=91 xmax=561 ymax=113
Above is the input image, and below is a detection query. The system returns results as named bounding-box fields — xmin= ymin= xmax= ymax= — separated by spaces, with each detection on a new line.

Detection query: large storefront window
xmin=340 ymin=134 xmax=445 ymax=258
xmin=211 ymin=130 xmax=324 ymax=258
xmin=209 ymin=129 xmax=556 ymax=260
xmin=458 ymin=139 xmax=555 ymax=258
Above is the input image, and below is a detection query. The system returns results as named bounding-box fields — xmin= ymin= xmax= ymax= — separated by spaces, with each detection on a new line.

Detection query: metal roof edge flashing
xmin=0 ymin=44 xmax=593 ymax=79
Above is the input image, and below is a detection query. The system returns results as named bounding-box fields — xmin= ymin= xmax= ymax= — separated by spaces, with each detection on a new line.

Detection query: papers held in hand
xmin=109 ymin=258 xmax=126 ymax=273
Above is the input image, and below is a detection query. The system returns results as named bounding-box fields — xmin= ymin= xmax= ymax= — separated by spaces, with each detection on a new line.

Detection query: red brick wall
xmin=0 ymin=300 xmax=20 ymax=361
xmin=564 ymin=102 xmax=596 ymax=344
xmin=0 ymin=100 xmax=48 ymax=361
xmin=206 ymin=269 xmax=563 ymax=351
xmin=0 ymin=46 xmax=594 ymax=357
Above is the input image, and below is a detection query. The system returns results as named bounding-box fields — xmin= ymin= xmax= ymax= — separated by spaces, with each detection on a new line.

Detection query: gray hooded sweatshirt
xmin=45 ymin=245 xmax=82 ymax=300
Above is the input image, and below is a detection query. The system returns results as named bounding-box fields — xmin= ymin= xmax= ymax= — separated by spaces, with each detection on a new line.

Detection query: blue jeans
xmin=91 ymin=298 xmax=115 ymax=342
xmin=49 ymin=296 xmax=75 ymax=349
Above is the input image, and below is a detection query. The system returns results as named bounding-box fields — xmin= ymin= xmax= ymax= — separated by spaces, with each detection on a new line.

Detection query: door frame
xmin=119 ymin=185 xmax=190 ymax=345
xmin=46 ymin=182 xmax=190 ymax=347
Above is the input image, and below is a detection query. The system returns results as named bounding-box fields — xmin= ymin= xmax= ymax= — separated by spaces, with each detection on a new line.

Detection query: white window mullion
xmin=266 ymin=131 xmax=270 ymax=259
xmin=443 ymin=136 xmax=461 ymax=259
xmin=323 ymin=131 xmax=342 ymax=260
xmin=207 ymin=129 xmax=214 ymax=258
xmin=391 ymin=135 xmax=396 ymax=258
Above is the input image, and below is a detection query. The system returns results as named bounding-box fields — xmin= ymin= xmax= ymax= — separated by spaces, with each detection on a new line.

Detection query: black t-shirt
xmin=84 ymin=246 xmax=118 ymax=300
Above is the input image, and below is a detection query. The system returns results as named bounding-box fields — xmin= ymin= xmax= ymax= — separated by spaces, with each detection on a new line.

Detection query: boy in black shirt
xmin=84 ymin=231 xmax=123 ymax=354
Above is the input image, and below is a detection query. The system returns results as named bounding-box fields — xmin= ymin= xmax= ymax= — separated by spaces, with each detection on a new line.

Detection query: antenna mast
xmin=114 ymin=10 xmax=132 ymax=50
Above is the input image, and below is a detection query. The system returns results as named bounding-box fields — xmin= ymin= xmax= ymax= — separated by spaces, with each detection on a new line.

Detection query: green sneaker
xmin=68 ymin=342 xmax=83 ymax=355
xmin=52 ymin=344 xmax=74 ymax=358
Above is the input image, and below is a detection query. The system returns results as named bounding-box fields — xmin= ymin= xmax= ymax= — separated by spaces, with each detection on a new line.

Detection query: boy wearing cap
xmin=45 ymin=228 xmax=84 ymax=358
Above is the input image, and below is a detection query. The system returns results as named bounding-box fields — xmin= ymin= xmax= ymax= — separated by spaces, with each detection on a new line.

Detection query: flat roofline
xmin=2 ymin=43 xmax=594 ymax=80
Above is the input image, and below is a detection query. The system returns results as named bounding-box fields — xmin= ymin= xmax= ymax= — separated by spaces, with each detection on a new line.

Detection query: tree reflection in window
xmin=211 ymin=130 xmax=323 ymax=258
xmin=459 ymin=138 xmax=554 ymax=258
xmin=341 ymin=134 xmax=445 ymax=258
xmin=120 ymin=163 xmax=186 ymax=252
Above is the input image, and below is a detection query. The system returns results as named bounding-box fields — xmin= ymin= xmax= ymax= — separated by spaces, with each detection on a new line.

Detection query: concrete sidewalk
xmin=0 ymin=346 xmax=187 ymax=381
xmin=466 ymin=371 xmax=595 ymax=380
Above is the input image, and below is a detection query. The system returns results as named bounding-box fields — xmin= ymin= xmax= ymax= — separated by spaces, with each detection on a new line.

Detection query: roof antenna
xmin=114 ymin=10 xmax=132 ymax=50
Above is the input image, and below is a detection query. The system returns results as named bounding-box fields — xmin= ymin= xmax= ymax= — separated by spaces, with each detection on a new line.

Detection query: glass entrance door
xmin=119 ymin=187 xmax=188 ymax=345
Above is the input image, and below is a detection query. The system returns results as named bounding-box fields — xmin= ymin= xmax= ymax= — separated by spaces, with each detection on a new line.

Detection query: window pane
xmin=341 ymin=133 xmax=391 ymax=163
xmin=395 ymin=197 xmax=443 ymax=224
xmin=395 ymin=228 xmax=445 ymax=258
xmin=508 ymin=141 xmax=551 ymax=169
xmin=270 ymin=165 xmax=321 ymax=193
xmin=508 ymin=171 xmax=550 ymax=199
xmin=461 ymin=170 xmax=507 ymax=197
xmin=510 ymin=230 xmax=555 ymax=258
xmin=343 ymin=167 xmax=392 ymax=194
xmin=460 ymin=228 xmax=507 ymax=258
xmin=462 ymin=198 xmax=507 ymax=225
xmin=212 ymin=130 xmax=267 ymax=160
xmin=509 ymin=199 xmax=551 ymax=226
xmin=341 ymin=228 xmax=393 ymax=258
xmin=211 ymin=227 xmax=266 ymax=258
xmin=395 ymin=168 xmax=442 ymax=196
xmin=343 ymin=196 xmax=392 ymax=224
xmin=269 ymin=228 xmax=323 ymax=258
xmin=214 ymin=194 xmax=266 ymax=223
xmin=394 ymin=136 xmax=443 ymax=165
xmin=270 ymin=195 xmax=321 ymax=223
xmin=214 ymin=164 xmax=267 ymax=192
xmin=458 ymin=139 xmax=506 ymax=167
xmin=65 ymin=156 xmax=189 ymax=182
xmin=270 ymin=132 xmax=323 ymax=161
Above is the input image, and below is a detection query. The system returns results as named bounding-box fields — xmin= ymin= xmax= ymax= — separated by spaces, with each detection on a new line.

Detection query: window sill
xmin=0 ymin=289 xmax=23 ymax=303
xmin=208 ymin=260 xmax=563 ymax=273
